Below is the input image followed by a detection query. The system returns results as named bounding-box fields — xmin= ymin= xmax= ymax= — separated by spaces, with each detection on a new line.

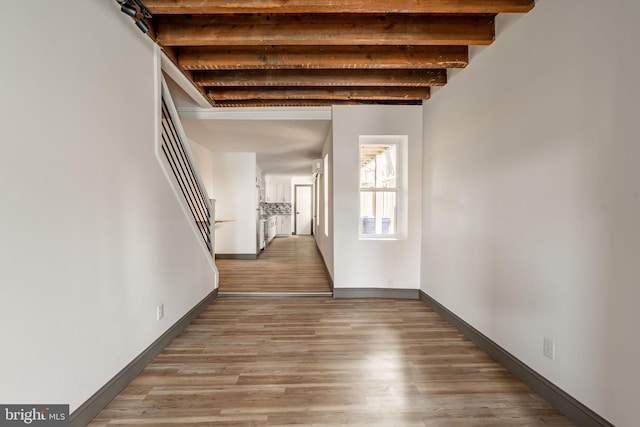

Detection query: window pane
xmin=376 ymin=144 xmax=396 ymax=188
xmin=360 ymin=156 xmax=376 ymax=188
xmin=360 ymin=191 xmax=396 ymax=235
xmin=381 ymin=192 xmax=396 ymax=234
xmin=360 ymin=144 xmax=396 ymax=189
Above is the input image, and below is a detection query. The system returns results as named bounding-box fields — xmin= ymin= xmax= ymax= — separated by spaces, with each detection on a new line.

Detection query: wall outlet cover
xmin=543 ymin=337 xmax=556 ymax=360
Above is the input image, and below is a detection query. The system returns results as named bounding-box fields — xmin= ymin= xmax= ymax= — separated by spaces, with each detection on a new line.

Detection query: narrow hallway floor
xmin=216 ymin=236 xmax=332 ymax=294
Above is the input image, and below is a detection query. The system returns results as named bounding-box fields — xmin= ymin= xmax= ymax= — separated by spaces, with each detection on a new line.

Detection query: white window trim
xmin=358 ymin=135 xmax=408 ymax=240
xmin=323 ymin=153 xmax=329 ymax=237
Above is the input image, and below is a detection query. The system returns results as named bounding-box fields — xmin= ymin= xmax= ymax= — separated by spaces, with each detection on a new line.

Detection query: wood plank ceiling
xmin=133 ymin=0 xmax=535 ymax=107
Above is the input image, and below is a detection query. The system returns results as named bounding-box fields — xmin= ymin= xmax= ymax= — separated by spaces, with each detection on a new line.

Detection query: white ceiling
xmin=164 ymin=72 xmax=331 ymax=176
xmin=182 ymin=119 xmax=331 ymax=176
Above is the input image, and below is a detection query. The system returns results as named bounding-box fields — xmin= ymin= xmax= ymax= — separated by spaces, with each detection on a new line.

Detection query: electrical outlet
xmin=156 ymin=304 xmax=164 ymax=321
xmin=387 ymin=280 xmax=394 ymax=287
xmin=543 ymin=337 xmax=556 ymax=360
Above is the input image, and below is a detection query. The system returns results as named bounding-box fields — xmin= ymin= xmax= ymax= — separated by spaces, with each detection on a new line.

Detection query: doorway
xmin=294 ymin=185 xmax=313 ymax=235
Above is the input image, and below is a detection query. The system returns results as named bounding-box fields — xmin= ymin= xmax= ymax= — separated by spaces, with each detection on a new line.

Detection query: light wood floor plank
xmin=89 ymin=236 xmax=572 ymax=425
xmin=89 ymin=297 xmax=573 ymax=426
xmin=216 ymin=236 xmax=332 ymax=293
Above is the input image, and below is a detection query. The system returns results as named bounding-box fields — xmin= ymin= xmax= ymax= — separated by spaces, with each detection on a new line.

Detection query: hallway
xmin=216 ymin=236 xmax=332 ymax=294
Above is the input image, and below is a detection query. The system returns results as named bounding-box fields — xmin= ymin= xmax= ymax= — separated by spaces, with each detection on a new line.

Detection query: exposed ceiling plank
xmin=206 ymin=87 xmax=431 ymax=101
xmin=210 ymin=99 xmax=423 ymax=107
xmin=142 ymin=1 xmax=535 ymax=108
xmin=194 ymin=69 xmax=447 ymax=87
xmin=161 ymin=46 xmax=210 ymax=101
xmin=179 ymin=45 xmax=468 ymax=70
xmin=157 ymin=14 xmax=495 ymax=47
xmin=144 ymin=0 xmax=534 ymax=14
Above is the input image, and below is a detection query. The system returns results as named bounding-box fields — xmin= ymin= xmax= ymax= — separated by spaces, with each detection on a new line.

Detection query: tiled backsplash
xmin=263 ymin=202 xmax=292 ymax=215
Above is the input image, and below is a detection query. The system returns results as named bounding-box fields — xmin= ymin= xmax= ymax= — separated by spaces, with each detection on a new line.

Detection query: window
xmin=359 ymin=141 xmax=398 ymax=237
xmin=323 ymin=153 xmax=329 ymax=237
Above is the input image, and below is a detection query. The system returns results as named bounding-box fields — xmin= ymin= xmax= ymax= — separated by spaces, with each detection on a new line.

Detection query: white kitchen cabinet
xmin=267 ymin=216 xmax=277 ymax=244
xmin=256 ymin=174 xmax=264 ymax=202
xmin=266 ymin=182 xmax=291 ymax=203
xmin=266 ymin=183 xmax=277 ymax=202
xmin=276 ymin=215 xmax=292 ymax=236
xmin=276 ymin=184 xmax=291 ymax=203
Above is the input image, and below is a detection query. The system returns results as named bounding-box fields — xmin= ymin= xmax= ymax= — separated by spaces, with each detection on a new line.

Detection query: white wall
xmin=188 ymin=139 xmax=215 ymax=198
xmin=0 ymin=0 xmax=216 ymax=412
xmin=266 ymin=174 xmax=294 ymax=182
xmin=333 ymin=105 xmax=423 ymax=289
xmin=291 ymin=176 xmax=314 ymax=186
xmin=315 ymin=129 xmax=334 ymax=280
xmin=211 ymin=152 xmax=258 ymax=255
xmin=421 ymin=1 xmax=640 ymax=425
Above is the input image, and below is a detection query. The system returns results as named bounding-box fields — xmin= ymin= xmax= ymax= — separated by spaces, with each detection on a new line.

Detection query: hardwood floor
xmin=89 ymin=297 xmax=573 ymax=426
xmin=216 ymin=236 xmax=332 ymax=294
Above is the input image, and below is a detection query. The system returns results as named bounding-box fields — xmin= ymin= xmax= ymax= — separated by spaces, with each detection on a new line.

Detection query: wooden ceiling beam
xmin=193 ymin=69 xmax=447 ymax=87
xmin=157 ymin=14 xmax=495 ymax=46
xmin=206 ymin=87 xmax=431 ymax=101
xmin=142 ymin=1 xmax=536 ymax=108
xmin=144 ymin=0 xmax=534 ymax=14
xmin=179 ymin=45 xmax=468 ymax=70
xmin=210 ymin=99 xmax=423 ymax=107
xmin=161 ymin=46 xmax=210 ymax=101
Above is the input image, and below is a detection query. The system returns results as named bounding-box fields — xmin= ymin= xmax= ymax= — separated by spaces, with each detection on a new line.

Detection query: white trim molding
xmin=177 ymin=106 xmax=333 ymax=121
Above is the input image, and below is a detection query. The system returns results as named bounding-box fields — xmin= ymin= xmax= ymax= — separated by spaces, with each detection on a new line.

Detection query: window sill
xmin=359 ymin=235 xmax=404 ymax=241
